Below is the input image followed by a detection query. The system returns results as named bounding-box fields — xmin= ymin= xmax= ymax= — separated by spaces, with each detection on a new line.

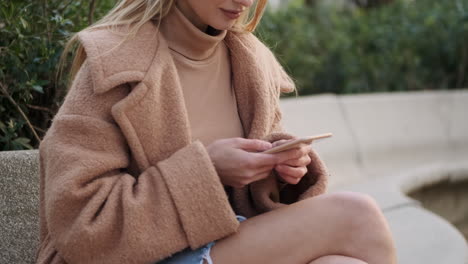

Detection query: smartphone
xmin=262 ymin=133 xmax=332 ymax=154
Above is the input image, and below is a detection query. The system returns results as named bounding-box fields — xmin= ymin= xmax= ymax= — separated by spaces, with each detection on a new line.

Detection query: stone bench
xmin=1 ymin=90 xmax=467 ymax=263
xmin=0 ymin=150 xmax=39 ymax=263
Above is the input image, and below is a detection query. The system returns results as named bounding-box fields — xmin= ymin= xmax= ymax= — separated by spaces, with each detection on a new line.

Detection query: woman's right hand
xmin=206 ymin=138 xmax=279 ymax=188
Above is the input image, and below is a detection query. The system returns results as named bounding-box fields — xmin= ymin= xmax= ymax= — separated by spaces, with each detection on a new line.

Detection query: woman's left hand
xmin=271 ymin=139 xmax=312 ymax=185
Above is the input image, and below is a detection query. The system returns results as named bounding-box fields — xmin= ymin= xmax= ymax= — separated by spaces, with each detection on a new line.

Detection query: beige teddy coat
xmin=36 ymin=20 xmax=328 ymax=264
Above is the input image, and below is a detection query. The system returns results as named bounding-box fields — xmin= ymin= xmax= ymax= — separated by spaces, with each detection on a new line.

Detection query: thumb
xmin=272 ymin=139 xmax=290 ymax=148
xmin=234 ymin=138 xmax=272 ymax=152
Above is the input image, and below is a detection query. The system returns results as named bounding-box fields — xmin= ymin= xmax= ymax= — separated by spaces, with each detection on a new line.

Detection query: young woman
xmin=37 ymin=0 xmax=397 ymax=263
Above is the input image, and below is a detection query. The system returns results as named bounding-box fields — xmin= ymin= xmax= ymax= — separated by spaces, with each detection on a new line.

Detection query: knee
xmin=329 ymin=192 xmax=381 ymax=217
xmin=325 ymin=192 xmax=395 ymax=247
xmin=313 ymin=192 xmax=389 ymax=231
xmin=301 ymin=192 xmax=396 ymax=260
xmin=330 ymin=192 xmax=382 ymax=214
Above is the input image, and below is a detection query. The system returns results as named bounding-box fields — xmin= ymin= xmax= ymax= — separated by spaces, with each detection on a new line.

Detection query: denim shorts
xmin=157 ymin=215 xmax=247 ymax=264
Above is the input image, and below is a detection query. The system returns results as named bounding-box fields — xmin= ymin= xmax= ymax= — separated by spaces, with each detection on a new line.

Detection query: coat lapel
xmin=225 ymin=32 xmax=277 ymax=140
xmin=111 ymin=36 xmax=192 ymax=172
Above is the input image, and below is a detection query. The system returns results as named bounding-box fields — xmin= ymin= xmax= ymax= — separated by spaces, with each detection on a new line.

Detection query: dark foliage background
xmin=1 ymin=0 xmax=467 ymax=150
xmin=258 ymin=0 xmax=468 ymax=95
xmin=0 ymin=0 xmax=114 ymax=150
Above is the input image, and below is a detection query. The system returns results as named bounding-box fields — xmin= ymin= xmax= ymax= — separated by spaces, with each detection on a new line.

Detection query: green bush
xmin=257 ymin=0 xmax=468 ymax=95
xmin=0 ymin=0 xmax=114 ymax=150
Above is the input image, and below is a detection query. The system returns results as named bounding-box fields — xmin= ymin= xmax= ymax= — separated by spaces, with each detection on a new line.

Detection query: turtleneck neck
xmin=160 ymin=6 xmax=227 ymax=61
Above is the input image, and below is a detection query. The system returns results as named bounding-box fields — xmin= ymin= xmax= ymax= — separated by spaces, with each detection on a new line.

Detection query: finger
xmin=253 ymin=170 xmax=274 ymax=182
xmin=242 ymin=170 xmax=271 ymax=185
xmin=277 ymin=173 xmax=301 ymax=185
xmin=273 ymin=145 xmax=312 ymax=164
xmin=271 ymin=139 xmax=290 ymax=148
xmin=275 ymin=164 xmax=308 ymax=179
xmin=246 ymin=152 xmax=279 ymax=167
xmin=254 ymin=164 xmax=276 ymax=174
xmin=281 ymin=154 xmax=312 ymax=167
xmin=233 ymin=138 xmax=272 ymax=152
xmin=245 ymin=164 xmax=275 ymax=180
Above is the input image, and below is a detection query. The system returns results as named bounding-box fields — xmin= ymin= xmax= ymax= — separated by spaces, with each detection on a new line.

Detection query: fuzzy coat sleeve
xmin=39 ymin=60 xmax=238 ymax=264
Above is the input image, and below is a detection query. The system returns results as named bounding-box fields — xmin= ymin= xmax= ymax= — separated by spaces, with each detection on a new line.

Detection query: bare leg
xmin=309 ymin=255 xmax=368 ymax=264
xmin=210 ymin=192 xmax=396 ymax=264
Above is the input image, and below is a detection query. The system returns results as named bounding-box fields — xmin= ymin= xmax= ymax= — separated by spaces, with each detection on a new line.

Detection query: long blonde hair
xmin=61 ymin=0 xmax=268 ymax=83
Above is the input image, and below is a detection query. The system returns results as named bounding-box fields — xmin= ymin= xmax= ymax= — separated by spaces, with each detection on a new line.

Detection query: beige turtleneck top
xmin=160 ymin=7 xmax=244 ymax=146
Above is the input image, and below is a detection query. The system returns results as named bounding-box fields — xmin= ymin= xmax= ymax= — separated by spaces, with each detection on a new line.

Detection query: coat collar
xmin=160 ymin=5 xmax=227 ymax=61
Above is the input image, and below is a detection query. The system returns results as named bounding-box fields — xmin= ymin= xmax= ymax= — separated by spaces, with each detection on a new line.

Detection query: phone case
xmin=262 ymin=133 xmax=332 ymax=154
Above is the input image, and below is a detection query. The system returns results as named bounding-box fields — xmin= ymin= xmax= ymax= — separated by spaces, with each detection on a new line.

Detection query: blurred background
xmin=1 ymin=2 xmax=467 ymax=262
xmin=0 ymin=0 xmax=467 ymax=150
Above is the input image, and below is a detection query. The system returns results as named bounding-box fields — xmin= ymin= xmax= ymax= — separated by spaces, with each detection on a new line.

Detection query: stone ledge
xmin=280 ymin=90 xmax=468 ymax=264
xmin=384 ymin=205 xmax=468 ymax=264
xmin=281 ymin=90 xmax=468 ymax=189
xmin=0 ymin=150 xmax=40 ymax=264
xmin=330 ymin=164 xmax=468 ymax=264
xmin=331 ymin=162 xmax=468 ymax=211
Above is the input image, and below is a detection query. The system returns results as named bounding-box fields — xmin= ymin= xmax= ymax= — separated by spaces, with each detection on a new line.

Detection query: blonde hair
xmin=60 ymin=0 xmax=268 ymax=83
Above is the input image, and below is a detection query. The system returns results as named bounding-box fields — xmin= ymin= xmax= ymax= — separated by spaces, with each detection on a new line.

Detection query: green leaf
xmin=13 ymin=137 xmax=33 ymax=149
xmin=20 ymin=17 xmax=29 ymax=29
xmin=32 ymin=85 xmax=44 ymax=93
